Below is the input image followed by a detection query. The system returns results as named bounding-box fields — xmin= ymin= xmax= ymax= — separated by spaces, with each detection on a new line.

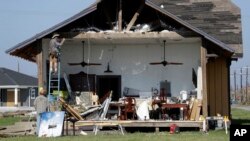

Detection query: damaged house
xmin=6 ymin=0 xmax=242 ymax=122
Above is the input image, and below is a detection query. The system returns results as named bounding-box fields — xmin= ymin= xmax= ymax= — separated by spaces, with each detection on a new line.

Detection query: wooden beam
xmin=126 ymin=4 xmax=144 ymax=31
xmin=201 ymin=46 xmax=208 ymax=117
xmin=75 ymin=32 xmax=192 ymax=40
xmin=36 ymin=41 xmax=44 ymax=89
xmin=118 ymin=0 xmax=122 ymax=32
xmin=75 ymin=120 xmax=203 ymax=128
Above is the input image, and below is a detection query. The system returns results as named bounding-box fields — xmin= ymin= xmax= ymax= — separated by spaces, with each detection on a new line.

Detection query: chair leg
xmin=118 ymin=124 xmax=124 ymax=135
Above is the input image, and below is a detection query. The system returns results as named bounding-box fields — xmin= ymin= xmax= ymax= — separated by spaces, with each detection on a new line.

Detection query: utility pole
xmin=240 ymin=68 xmax=243 ymax=103
xmin=246 ymin=67 xmax=248 ymax=103
xmin=234 ymin=70 xmax=237 ymax=101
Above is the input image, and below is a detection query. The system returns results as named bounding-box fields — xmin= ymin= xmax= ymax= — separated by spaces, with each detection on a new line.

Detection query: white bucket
xmin=180 ymin=91 xmax=188 ymax=100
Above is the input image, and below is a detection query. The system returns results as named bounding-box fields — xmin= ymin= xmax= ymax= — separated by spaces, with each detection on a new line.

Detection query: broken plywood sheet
xmin=189 ymin=99 xmax=199 ymax=121
xmin=59 ymin=97 xmax=83 ymax=120
xmin=0 ymin=122 xmax=35 ymax=135
xmin=195 ymin=100 xmax=202 ymax=121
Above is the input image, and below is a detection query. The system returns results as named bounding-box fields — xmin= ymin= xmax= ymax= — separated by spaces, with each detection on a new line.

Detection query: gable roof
xmin=150 ymin=0 xmax=242 ymax=57
xmin=6 ymin=0 xmax=242 ymax=61
xmin=0 ymin=68 xmax=37 ymax=87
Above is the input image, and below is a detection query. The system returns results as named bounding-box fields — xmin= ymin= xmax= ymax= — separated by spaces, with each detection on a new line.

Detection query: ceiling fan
xmin=149 ymin=40 xmax=183 ymax=66
xmin=68 ymin=41 xmax=102 ymax=67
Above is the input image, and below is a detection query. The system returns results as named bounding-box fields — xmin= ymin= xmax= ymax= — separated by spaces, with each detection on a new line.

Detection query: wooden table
xmin=109 ymin=101 xmax=124 ymax=119
xmin=161 ymin=103 xmax=189 ymax=120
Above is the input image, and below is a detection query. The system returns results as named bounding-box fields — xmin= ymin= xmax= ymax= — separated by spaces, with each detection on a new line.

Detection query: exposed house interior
xmin=5 ymin=0 xmax=242 ymax=128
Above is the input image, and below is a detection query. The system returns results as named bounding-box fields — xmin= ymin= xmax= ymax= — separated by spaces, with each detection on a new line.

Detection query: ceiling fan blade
xmin=149 ymin=62 xmax=163 ymax=65
xmin=167 ymin=62 xmax=183 ymax=65
xmin=68 ymin=62 xmax=82 ymax=66
xmin=86 ymin=63 xmax=102 ymax=66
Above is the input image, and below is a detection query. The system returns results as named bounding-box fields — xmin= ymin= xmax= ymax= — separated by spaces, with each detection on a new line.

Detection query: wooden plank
xmin=59 ymin=98 xmax=83 ymax=120
xmin=221 ymin=59 xmax=229 ymax=116
xmin=75 ymin=31 xmax=190 ymax=40
xmin=36 ymin=40 xmax=43 ymax=88
xmin=187 ymin=99 xmax=194 ymax=119
xmin=215 ymin=58 xmax=222 ymax=116
xmin=208 ymin=59 xmax=216 ymax=116
xmin=118 ymin=0 xmax=122 ymax=32
xmin=195 ymin=100 xmax=202 ymax=121
xmin=126 ymin=4 xmax=144 ymax=31
xmin=75 ymin=120 xmax=203 ymax=128
xmin=190 ymin=99 xmax=198 ymax=120
xmin=201 ymin=47 xmax=208 ymax=117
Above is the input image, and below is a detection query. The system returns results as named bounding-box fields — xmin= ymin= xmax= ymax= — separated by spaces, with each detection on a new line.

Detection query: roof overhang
xmin=5 ymin=1 xmax=98 ymax=61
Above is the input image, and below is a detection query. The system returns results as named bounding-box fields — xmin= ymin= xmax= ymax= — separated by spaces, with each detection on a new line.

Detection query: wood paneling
xmin=207 ymin=57 xmax=229 ymax=116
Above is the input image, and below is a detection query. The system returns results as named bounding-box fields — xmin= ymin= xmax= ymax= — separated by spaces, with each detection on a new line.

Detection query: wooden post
xmin=36 ymin=40 xmax=44 ymax=89
xmin=201 ymin=47 xmax=208 ymax=117
xmin=240 ymin=68 xmax=243 ymax=103
xmin=246 ymin=67 xmax=248 ymax=103
xmin=126 ymin=4 xmax=144 ymax=31
xmin=118 ymin=0 xmax=122 ymax=32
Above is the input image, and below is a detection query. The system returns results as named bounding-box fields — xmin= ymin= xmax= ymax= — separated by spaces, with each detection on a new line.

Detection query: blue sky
xmin=0 ymin=0 xmax=249 ymax=78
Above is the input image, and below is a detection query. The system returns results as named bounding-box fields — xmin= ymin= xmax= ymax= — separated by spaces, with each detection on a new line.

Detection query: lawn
xmin=0 ymin=131 xmax=228 ymax=141
xmin=2 ymin=107 xmax=250 ymax=141
xmin=231 ymin=108 xmax=250 ymax=125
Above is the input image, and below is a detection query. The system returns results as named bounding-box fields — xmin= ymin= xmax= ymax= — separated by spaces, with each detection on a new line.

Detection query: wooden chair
xmin=121 ymin=97 xmax=136 ymax=120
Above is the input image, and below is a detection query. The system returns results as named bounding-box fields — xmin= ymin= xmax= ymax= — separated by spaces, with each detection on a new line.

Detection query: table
xmin=161 ymin=103 xmax=189 ymax=120
xmin=109 ymin=101 xmax=125 ymax=119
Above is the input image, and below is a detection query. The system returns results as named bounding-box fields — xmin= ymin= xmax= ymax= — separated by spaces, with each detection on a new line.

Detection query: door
xmin=96 ymin=75 xmax=121 ymax=101
xmin=7 ymin=91 xmax=14 ymax=107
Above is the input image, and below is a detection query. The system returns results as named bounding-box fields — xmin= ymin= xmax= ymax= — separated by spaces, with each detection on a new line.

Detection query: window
xmin=29 ymin=88 xmax=36 ymax=99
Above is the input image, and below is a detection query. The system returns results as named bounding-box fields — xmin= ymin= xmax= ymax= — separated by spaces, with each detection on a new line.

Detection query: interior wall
xmin=42 ymin=39 xmax=201 ymax=97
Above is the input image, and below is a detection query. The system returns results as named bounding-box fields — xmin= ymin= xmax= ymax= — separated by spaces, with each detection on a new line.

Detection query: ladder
xmin=48 ymin=58 xmax=61 ymax=111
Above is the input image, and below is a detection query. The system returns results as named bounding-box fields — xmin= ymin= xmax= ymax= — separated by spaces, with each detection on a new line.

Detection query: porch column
xmin=14 ymin=88 xmax=18 ymax=106
xmin=36 ymin=40 xmax=44 ymax=89
xmin=201 ymin=47 xmax=208 ymax=117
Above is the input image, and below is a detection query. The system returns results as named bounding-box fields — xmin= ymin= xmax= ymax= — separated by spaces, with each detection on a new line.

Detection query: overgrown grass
xmin=0 ymin=131 xmax=228 ymax=141
xmin=231 ymin=108 xmax=250 ymax=125
xmin=0 ymin=117 xmax=21 ymax=126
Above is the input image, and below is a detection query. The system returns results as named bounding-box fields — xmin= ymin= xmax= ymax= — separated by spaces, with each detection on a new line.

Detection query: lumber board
xmin=190 ymin=99 xmax=198 ymax=120
xmin=195 ymin=100 xmax=202 ymax=121
xmin=75 ymin=120 xmax=203 ymax=128
xmin=59 ymin=98 xmax=83 ymax=120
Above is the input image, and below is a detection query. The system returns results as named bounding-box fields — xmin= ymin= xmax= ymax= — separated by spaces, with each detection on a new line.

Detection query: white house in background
xmin=0 ymin=68 xmax=38 ymax=107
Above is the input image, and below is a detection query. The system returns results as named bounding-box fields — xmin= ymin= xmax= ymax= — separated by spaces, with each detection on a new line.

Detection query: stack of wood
xmin=0 ymin=122 xmax=35 ymax=136
xmin=188 ymin=99 xmax=202 ymax=121
xmin=59 ymin=97 xmax=83 ymax=120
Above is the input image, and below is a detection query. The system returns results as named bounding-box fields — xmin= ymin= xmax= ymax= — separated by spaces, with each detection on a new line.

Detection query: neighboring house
xmin=0 ymin=68 xmax=38 ymax=107
xmin=5 ymin=0 xmax=242 ymax=117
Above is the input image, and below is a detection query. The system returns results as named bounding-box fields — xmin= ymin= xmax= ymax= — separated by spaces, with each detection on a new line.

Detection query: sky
xmin=0 ymin=0 xmax=249 ymax=79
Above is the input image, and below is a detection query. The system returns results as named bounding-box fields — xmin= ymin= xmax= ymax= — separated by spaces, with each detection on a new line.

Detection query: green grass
xmin=0 ymin=117 xmax=21 ymax=126
xmin=231 ymin=108 xmax=250 ymax=125
xmin=0 ymin=131 xmax=228 ymax=141
xmin=3 ymin=108 xmax=250 ymax=141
